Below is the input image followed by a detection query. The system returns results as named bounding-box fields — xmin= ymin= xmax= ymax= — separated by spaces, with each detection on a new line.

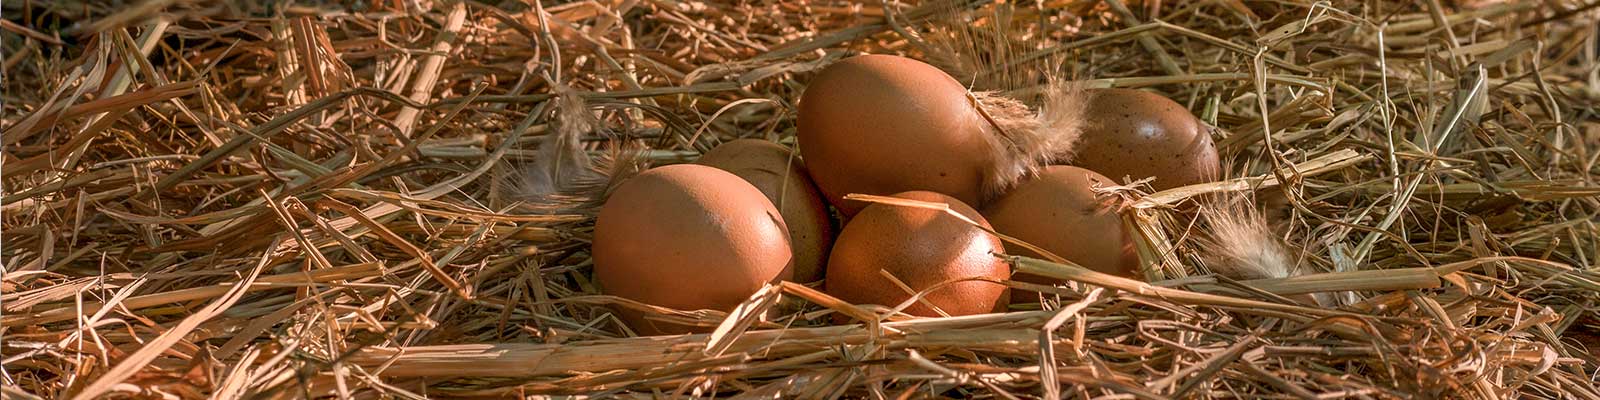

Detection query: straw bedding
xmin=3 ymin=0 xmax=1598 ymax=398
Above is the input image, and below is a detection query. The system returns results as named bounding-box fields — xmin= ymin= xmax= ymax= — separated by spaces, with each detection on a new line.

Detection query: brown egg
xmin=798 ymin=55 xmax=994 ymax=216
xmin=592 ymin=164 xmax=794 ymax=335
xmin=825 ymin=191 xmax=1009 ymax=317
xmin=697 ymin=139 xmax=835 ymax=284
xmin=1072 ymin=88 xmax=1220 ymax=191
xmin=981 ymin=166 xmax=1139 ymax=301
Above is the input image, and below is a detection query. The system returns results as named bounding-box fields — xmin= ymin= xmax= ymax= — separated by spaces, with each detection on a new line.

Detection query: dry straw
xmin=3 ymin=0 xmax=1599 ymax=398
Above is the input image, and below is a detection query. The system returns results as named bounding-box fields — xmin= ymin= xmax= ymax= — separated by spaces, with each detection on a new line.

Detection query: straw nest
xmin=4 ymin=1 xmax=1599 ymax=398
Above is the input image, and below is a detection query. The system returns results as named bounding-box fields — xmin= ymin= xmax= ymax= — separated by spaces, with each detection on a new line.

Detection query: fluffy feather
xmin=510 ymin=90 xmax=592 ymax=199
xmin=1201 ymin=198 xmax=1295 ymax=280
xmin=971 ymin=81 xmax=1090 ymax=201
xmin=500 ymin=87 xmax=648 ymax=213
xmin=914 ymin=4 xmax=1089 ymax=200
xmin=1198 ymin=195 xmax=1334 ymax=306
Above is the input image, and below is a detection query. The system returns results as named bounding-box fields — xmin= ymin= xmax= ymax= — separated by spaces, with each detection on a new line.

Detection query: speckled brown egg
xmin=825 ymin=191 xmax=1008 ymax=317
xmin=592 ymin=164 xmax=794 ymax=335
xmin=798 ymin=54 xmax=994 ymax=216
xmin=981 ymin=166 xmax=1139 ymax=301
xmin=697 ymin=139 xmax=836 ymax=284
xmin=1072 ymin=88 xmax=1220 ymax=191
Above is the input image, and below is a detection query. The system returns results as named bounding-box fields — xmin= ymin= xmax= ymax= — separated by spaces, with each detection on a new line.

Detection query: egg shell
xmin=1071 ymin=88 xmax=1220 ymax=191
xmin=798 ymin=54 xmax=994 ymax=216
xmin=825 ymin=191 xmax=1009 ymax=317
xmin=982 ymin=166 xmax=1139 ymax=301
xmin=697 ymin=139 xmax=836 ymax=284
xmin=592 ymin=164 xmax=794 ymax=335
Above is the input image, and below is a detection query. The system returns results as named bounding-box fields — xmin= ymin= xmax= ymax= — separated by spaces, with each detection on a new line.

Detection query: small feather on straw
xmin=1196 ymin=195 xmax=1334 ymax=306
xmin=1200 ymin=197 xmax=1294 ymax=281
xmin=502 ymin=85 xmax=648 ymax=212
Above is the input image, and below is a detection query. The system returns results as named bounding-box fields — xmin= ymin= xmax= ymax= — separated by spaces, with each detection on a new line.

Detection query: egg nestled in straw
xmin=697 ymin=139 xmax=835 ymax=284
xmin=1070 ymin=88 xmax=1221 ymax=190
xmin=798 ymin=55 xmax=993 ymax=216
xmin=825 ymin=191 xmax=1009 ymax=317
xmin=592 ymin=164 xmax=793 ymax=335
xmin=798 ymin=55 xmax=1089 ymax=216
xmin=982 ymin=166 xmax=1139 ymax=301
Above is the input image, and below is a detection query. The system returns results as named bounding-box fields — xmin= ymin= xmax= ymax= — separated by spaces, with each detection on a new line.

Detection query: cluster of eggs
xmin=592 ymin=55 xmax=1219 ymax=334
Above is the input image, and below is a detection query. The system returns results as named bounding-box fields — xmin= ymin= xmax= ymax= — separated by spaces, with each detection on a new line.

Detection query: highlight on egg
xmin=824 ymin=191 xmax=1010 ymax=317
xmin=591 ymin=164 xmax=794 ymax=335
